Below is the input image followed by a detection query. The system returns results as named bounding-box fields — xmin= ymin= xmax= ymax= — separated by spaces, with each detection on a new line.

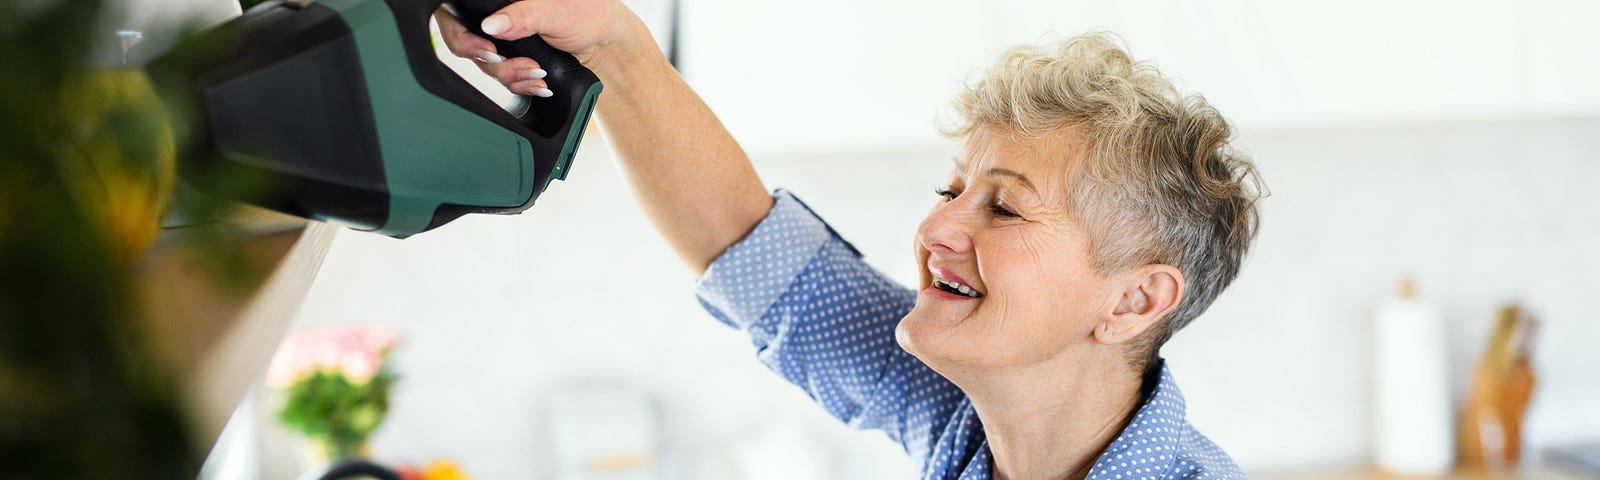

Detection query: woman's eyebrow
xmin=987 ymin=168 xmax=1039 ymax=196
xmin=950 ymin=158 xmax=1039 ymax=197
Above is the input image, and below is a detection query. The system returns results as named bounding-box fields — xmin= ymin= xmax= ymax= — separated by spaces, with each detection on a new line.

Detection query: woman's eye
xmin=933 ymin=186 xmax=957 ymax=201
xmin=989 ymin=203 xmax=1020 ymax=218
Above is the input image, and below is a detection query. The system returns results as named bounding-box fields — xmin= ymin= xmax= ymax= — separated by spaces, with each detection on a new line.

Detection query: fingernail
xmin=481 ymin=14 xmax=510 ymax=37
xmin=531 ymin=87 xmax=553 ymax=98
xmin=518 ymin=68 xmax=547 ymax=80
xmin=474 ymin=50 xmax=504 ymax=64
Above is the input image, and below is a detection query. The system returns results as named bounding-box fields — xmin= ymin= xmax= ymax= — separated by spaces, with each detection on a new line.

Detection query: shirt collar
xmin=957 ymin=360 xmax=1191 ymax=480
xmin=1082 ymin=359 xmax=1188 ymax=479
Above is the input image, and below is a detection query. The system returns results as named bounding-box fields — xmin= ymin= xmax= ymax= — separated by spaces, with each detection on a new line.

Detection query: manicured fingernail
xmin=531 ymin=87 xmax=553 ymax=98
xmin=474 ymin=50 xmax=504 ymax=64
xmin=518 ymin=68 xmax=546 ymax=80
xmin=481 ymin=15 xmax=510 ymax=37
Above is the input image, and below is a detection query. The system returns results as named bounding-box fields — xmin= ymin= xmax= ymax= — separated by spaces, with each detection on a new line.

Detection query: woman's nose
xmin=917 ymin=202 xmax=974 ymax=255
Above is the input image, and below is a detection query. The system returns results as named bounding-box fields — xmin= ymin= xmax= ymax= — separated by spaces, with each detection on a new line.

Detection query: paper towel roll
xmin=1372 ymin=278 xmax=1454 ymax=474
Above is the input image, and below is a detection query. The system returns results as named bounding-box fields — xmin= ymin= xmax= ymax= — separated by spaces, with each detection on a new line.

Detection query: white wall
xmin=1171 ymin=118 xmax=1600 ymax=471
xmin=678 ymin=0 xmax=1600 ymax=155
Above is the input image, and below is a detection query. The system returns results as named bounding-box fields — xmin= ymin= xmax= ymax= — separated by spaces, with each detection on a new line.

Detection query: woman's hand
xmin=432 ymin=0 xmax=643 ymax=97
xmin=441 ymin=0 xmax=771 ymax=277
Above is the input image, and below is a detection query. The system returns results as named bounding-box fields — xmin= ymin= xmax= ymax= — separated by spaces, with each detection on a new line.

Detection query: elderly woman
xmin=440 ymin=1 xmax=1260 ymax=478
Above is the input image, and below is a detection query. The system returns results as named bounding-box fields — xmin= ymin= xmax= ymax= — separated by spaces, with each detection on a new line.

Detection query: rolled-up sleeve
xmin=695 ymin=190 xmax=965 ymax=463
xmin=694 ymin=190 xmax=835 ymax=335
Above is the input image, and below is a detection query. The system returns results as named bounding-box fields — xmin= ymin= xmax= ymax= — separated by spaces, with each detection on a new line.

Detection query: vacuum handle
xmin=443 ymin=0 xmax=598 ymax=138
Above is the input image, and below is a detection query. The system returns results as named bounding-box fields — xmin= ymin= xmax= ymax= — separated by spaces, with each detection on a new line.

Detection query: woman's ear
xmin=1095 ymin=264 xmax=1184 ymax=345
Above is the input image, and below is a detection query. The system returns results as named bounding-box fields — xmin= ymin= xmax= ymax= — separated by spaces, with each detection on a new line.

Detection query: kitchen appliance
xmin=145 ymin=0 xmax=601 ymax=237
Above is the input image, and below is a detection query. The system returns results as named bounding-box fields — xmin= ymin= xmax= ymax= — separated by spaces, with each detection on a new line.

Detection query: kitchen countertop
xmin=136 ymin=205 xmax=338 ymax=452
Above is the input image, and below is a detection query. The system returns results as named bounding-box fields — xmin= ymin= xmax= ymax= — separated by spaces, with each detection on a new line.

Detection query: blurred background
xmin=105 ymin=0 xmax=1600 ymax=478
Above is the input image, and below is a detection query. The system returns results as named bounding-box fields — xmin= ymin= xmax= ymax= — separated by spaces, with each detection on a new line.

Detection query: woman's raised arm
xmin=435 ymin=0 xmax=773 ymax=275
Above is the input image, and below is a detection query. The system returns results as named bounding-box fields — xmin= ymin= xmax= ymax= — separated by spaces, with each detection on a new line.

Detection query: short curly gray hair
xmin=944 ymin=32 xmax=1263 ymax=364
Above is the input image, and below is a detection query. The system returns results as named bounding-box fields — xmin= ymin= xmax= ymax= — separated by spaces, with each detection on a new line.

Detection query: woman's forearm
xmin=588 ymin=21 xmax=773 ymax=276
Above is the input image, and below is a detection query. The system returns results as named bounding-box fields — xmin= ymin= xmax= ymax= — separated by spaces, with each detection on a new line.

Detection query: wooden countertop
xmin=136 ymin=205 xmax=339 ymax=451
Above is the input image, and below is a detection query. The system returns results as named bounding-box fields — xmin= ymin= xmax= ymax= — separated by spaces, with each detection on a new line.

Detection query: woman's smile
xmin=928 ymin=265 xmax=984 ymax=299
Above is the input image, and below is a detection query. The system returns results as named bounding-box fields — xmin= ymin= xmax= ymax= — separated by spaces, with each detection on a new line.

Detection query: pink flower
xmin=365 ymin=325 xmax=399 ymax=353
xmin=266 ymin=325 xmax=399 ymax=387
xmin=308 ymin=338 xmax=341 ymax=372
xmin=340 ymin=349 xmax=381 ymax=383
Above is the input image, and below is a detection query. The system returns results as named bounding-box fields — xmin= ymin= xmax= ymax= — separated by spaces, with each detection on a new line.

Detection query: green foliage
xmin=0 ymin=0 xmax=200 ymax=478
xmin=279 ymin=370 xmax=395 ymax=460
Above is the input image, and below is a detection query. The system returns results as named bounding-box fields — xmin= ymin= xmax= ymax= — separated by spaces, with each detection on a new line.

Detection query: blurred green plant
xmin=0 ymin=0 xmax=199 ymax=476
xmin=281 ymin=370 xmax=396 ymax=461
xmin=268 ymin=326 xmax=400 ymax=461
xmin=0 ymin=0 xmax=267 ymax=477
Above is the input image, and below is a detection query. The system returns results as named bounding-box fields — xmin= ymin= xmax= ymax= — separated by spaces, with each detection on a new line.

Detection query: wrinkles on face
xmin=1008 ymin=221 xmax=1082 ymax=338
xmin=981 ymin=226 xmax=1032 ymax=339
xmin=901 ymin=125 xmax=1110 ymax=373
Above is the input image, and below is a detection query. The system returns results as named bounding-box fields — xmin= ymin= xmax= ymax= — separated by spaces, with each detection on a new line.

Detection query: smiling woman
xmin=435 ymin=0 xmax=1261 ymax=477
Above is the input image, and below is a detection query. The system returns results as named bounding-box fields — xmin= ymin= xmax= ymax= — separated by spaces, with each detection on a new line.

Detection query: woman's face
xmin=898 ymin=126 xmax=1116 ymax=374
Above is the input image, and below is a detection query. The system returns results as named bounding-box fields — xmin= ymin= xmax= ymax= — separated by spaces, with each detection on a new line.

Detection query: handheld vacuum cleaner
xmin=146 ymin=0 xmax=601 ymax=238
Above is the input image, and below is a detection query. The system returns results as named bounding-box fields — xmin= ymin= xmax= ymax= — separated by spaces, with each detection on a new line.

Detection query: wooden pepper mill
xmin=1457 ymin=305 xmax=1537 ymax=470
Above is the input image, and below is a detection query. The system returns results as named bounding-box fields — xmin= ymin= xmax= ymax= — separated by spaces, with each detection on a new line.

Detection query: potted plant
xmin=266 ymin=325 xmax=400 ymax=463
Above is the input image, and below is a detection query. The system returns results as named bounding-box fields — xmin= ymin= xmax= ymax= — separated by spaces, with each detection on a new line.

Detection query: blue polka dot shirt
xmin=695 ymin=190 xmax=1247 ymax=480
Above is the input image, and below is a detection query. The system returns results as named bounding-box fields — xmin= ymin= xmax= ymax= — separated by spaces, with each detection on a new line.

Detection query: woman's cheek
xmin=989 ymin=227 xmax=1058 ymax=283
xmin=998 ymin=228 xmax=1094 ymax=306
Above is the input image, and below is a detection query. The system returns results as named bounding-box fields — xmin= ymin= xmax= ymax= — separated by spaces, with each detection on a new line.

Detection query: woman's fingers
xmin=477 ymin=0 xmax=606 ymax=60
xmin=435 ymin=6 xmax=548 ymax=95
xmin=508 ymin=79 xmax=554 ymax=98
xmin=433 ymin=8 xmax=498 ymax=62
xmin=480 ymin=57 xmax=550 ymax=96
xmin=478 ymin=0 xmax=562 ymax=41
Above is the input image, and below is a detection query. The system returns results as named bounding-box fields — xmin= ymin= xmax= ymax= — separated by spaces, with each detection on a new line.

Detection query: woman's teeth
xmin=933 ymin=277 xmax=982 ymax=298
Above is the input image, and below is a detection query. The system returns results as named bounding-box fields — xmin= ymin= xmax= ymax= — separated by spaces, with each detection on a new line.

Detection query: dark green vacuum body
xmin=146 ymin=0 xmax=601 ymax=237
